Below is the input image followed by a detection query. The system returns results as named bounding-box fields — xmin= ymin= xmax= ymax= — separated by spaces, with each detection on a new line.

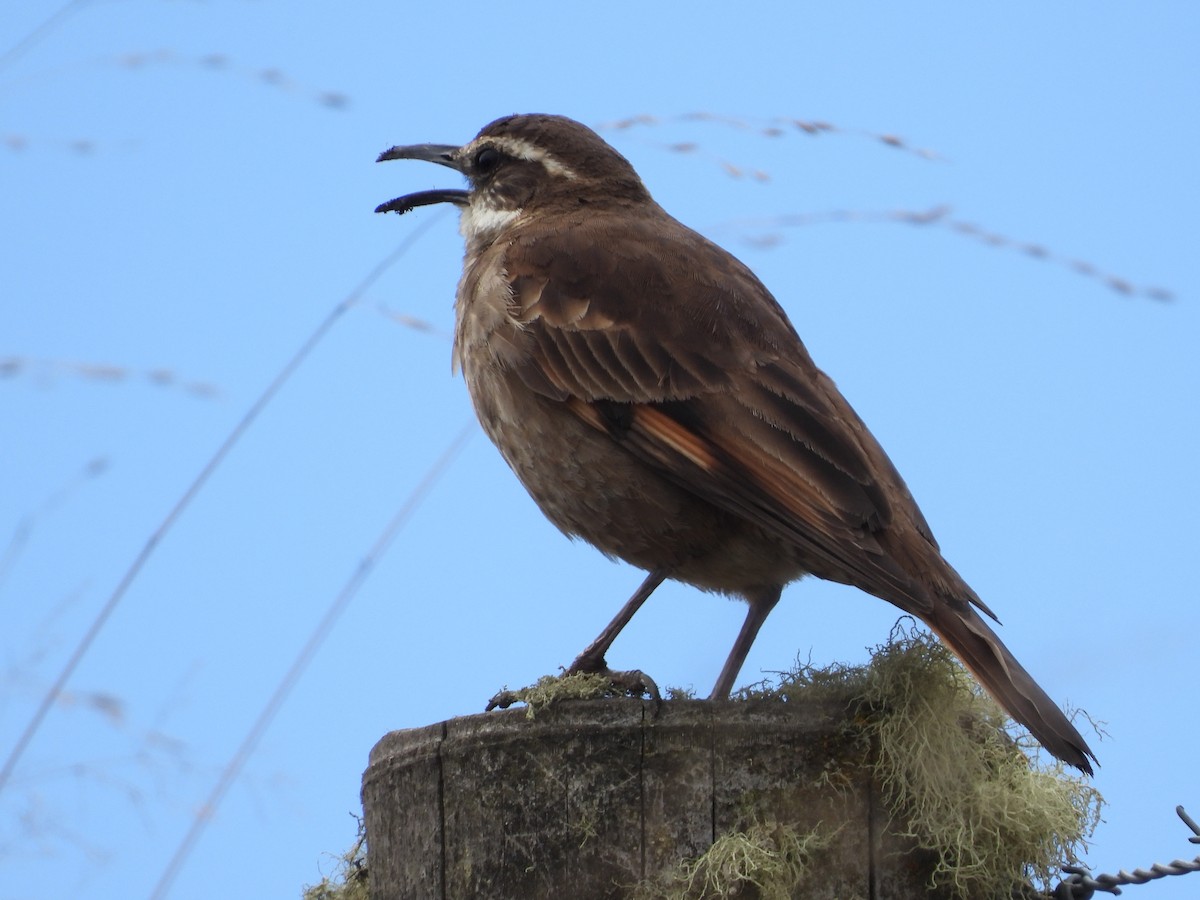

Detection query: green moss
xmin=855 ymin=631 xmax=1102 ymax=894
xmin=633 ymin=821 xmax=833 ymax=900
xmin=665 ymin=685 xmax=698 ymax=700
xmin=737 ymin=624 xmax=1103 ymax=896
xmin=302 ymin=818 xmax=368 ymax=900
xmin=490 ymin=671 xmax=633 ymax=718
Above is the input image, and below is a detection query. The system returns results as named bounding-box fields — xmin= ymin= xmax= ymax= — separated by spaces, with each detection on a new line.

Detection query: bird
xmin=374 ymin=113 xmax=1096 ymax=774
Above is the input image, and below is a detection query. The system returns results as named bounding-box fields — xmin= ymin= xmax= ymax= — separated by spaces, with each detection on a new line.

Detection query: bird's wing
xmin=494 ymin=214 xmax=952 ymax=615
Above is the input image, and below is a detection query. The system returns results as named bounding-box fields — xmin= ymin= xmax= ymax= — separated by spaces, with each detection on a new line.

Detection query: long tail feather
xmin=926 ymin=604 xmax=1096 ymax=775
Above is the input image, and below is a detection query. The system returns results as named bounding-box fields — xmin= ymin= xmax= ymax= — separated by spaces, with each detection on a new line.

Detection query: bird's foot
xmin=591 ymin=667 xmax=662 ymax=704
xmin=566 ymin=648 xmax=662 ymax=705
xmin=567 ymin=654 xmax=662 ymax=707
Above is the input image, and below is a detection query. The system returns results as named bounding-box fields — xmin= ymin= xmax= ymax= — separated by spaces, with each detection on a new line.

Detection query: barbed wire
xmin=1050 ymin=806 xmax=1200 ymax=898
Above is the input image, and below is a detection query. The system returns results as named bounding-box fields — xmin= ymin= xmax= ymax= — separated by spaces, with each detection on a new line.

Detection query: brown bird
xmin=375 ymin=113 xmax=1096 ymax=774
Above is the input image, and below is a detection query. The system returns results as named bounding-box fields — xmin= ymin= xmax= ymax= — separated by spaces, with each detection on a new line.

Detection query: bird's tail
xmin=925 ymin=603 xmax=1097 ymax=775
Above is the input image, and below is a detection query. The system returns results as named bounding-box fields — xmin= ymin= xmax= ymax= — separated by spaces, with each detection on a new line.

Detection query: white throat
xmin=459 ymin=201 xmax=521 ymax=246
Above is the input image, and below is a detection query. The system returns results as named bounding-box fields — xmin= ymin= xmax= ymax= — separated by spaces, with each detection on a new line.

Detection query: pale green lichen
xmin=633 ymin=821 xmax=833 ymax=900
xmin=302 ymin=818 xmax=368 ymax=900
xmin=489 ymin=671 xmax=621 ymax=718
xmin=854 ymin=631 xmax=1102 ymax=894
xmin=737 ymin=624 xmax=1103 ymax=896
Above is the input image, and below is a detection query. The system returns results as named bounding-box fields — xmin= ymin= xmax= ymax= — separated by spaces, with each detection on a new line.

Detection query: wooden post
xmin=362 ymin=699 xmax=950 ymax=899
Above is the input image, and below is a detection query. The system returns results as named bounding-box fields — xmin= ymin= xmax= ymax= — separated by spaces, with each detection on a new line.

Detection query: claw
xmin=486 ymin=689 xmax=522 ymax=711
xmin=597 ymin=667 xmax=662 ymax=706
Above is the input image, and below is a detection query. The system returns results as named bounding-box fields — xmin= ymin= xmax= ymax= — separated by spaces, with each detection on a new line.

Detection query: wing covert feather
xmin=501 ymin=215 xmax=939 ymax=610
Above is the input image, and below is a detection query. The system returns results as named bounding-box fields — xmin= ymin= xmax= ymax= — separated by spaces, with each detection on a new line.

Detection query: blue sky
xmin=2 ymin=2 xmax=1198 ymax=897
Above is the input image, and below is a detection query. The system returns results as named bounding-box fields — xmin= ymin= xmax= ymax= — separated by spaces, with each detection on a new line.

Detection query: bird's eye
xmin=474 ymin=146 xmax=500 ymax=173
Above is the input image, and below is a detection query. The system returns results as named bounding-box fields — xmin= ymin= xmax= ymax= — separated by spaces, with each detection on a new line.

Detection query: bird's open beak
xmin=375 ymin=143 xmax=470 ymax=215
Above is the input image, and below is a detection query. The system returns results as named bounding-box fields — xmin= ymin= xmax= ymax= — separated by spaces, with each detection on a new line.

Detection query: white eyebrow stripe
xmin=487 ymin=136 xmax=579 ymax=180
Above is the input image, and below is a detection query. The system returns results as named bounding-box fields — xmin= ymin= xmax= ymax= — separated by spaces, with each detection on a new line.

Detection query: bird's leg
xmin=709 ymin=586 xmax=783 ymax=700
xmin=486 ymin=569 xmax=668 ymax=711
xmin=566 ymin=568 xmax=668 ymax=700
xmin=569 ymin=568 xmax=668 ymax=672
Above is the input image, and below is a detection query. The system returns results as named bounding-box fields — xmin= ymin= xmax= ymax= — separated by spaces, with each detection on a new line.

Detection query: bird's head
xmin=375 ymin=114 xmax=651 ymax=247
